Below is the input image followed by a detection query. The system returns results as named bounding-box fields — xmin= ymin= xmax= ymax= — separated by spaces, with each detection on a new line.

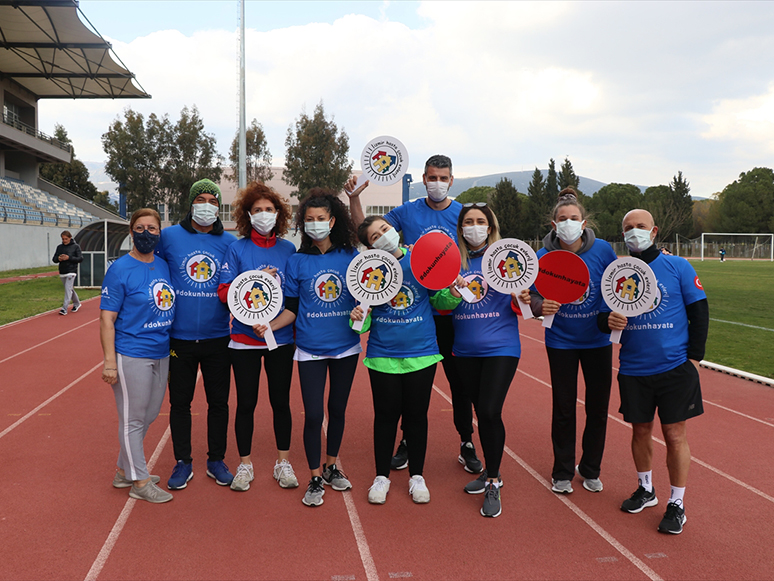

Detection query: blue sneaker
xmin=206 ymin=460 xmax=234 ymax=486
xmin=167 ymin=460 xmax=193 ymax=490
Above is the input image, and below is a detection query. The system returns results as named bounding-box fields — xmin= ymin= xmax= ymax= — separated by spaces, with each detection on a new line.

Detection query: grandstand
xmin=0 ymin=176 xmax=99 ymax=228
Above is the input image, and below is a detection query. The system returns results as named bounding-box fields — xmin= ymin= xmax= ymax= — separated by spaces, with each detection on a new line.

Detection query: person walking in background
xmin=52 ymin=230 xmax=82 ymax=315
xmin=218 ymin=182 xmax=298 ymax=492
xmin=100 ymin=209 xmax=175 ymax=504
xmin=528 ymin=189 xmax=617 ymax=495
xmin=156 ymin=179 xmax=237 ymax=491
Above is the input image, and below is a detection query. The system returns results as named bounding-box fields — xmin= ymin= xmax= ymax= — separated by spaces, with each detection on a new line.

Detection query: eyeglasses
xmin=463 ymin=202 xmax=487 ymax=208
xmin=133 ymin=225 xmax=159 ymax=234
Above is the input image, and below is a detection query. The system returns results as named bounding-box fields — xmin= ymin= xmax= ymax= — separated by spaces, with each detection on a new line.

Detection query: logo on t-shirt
xmin=181 ymin=252 xmax=218 ymax=287
xmin=463 ymin=274 xmax=489 ymax=304
xmin=151 ymin=281 xmax=175 ymax=313
xmin=389 ymin=284 xmax=415 ymax=311
xmin=694 ymin=276 xmax=703 ymax=290
xmin=314 ymin=273 xmax=343 ymax=303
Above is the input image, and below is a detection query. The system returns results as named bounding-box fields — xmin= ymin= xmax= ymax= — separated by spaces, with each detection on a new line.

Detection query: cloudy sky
xmin=37 ymin=1 xmax=774 ymax=197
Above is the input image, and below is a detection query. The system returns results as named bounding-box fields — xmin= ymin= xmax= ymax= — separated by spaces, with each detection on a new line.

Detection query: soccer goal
xmin=700 ymin=233 xmax=774 ymax=261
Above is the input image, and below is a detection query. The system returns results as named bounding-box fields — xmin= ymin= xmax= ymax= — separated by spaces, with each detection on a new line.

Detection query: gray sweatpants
xmin=60 ymin=273 xmax=80 ymax=311
xmin=112 ymin=353 xmax=169 ymax=481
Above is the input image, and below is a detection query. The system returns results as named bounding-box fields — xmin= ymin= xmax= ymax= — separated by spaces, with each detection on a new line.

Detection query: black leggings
xmin=434 ymin=315 xmax=473 ymax=441
xmin=297 ymin=355 xmax=359 ymax=470
xmin=230 ymin=344 xmax=295 ymax=457
xmin=455 ymin=356 xmax=519 ymax=475
xmin=546 ymin=345 xmax=612 ymax=481
xmin=369 ymin=364 xmax=436 ymax=477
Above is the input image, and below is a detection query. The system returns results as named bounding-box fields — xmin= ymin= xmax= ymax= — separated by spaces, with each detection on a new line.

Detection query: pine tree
xmin=227 ymin=118 xmax=274 ymax=185
xmin=558 ymin=157 xmax=581 ymax=191
xmin=490 ymin=177 xmax=523 ymax=239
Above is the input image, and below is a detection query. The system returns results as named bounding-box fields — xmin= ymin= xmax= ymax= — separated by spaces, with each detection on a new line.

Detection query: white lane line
xmin=84 ymin=426 xmax=171 ymax=581
xmin=0 ymin=362 xmax=102 ymax=440
xmin=702 ymin=400 xmax=774 ymax=428
xmin=0 ymin=318 xmax=97 ymax=364
xmin=710 ymin=318 xmax=774 ymax=332
xmin=323 ymin=417 xmax=379 ymax=581
xmin=431 ymin=384 xmax=663 ymax=581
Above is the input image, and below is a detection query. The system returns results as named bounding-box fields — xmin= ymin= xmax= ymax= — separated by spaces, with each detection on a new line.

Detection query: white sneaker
xmin=408 ymin=475 xmax=430 ymax=504
xmin=273 ymin=459 xmax=299 ymax=488
xmin=368 ymin=476 xmax=391 ymax=504
xmin=230 ymin=463 xmax=254 ymax=492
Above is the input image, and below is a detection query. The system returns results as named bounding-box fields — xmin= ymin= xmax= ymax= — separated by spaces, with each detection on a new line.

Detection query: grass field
xmin=1 ymin=261 xmax=772 ymax=379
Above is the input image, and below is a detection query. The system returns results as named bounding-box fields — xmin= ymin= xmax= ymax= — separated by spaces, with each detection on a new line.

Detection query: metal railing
xmin=1 ymin=111 xmax=72 ymax=153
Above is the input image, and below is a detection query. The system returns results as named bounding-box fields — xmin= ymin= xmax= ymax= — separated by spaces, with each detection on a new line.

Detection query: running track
xmin=1 ymin=298 xmax=773 ymax=581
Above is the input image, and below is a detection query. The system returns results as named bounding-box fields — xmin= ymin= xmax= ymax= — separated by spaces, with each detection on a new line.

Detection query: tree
xmin=454 ymin=186 xmax=494 ymax=204
xmin=283 ymin=102 xmax=352 ymax=199
xmin=93 ymin=190 xmax=119 ymax=212
xmin=585 ymin=183 xmax=644 ymax=241
xmin=642 ymin=171 xmax=693 ymax=242
xmin=558 ymin=156 xmax=581 ymax=192
xmin=526 ymin=166 xmax=554 ymax=240
xmin=227 ymin=118 xmax=273 ymax=185
xmin=40 ymin=124 xmax=99 ymax=201
xmin=545 ymin=158 xmax=559 ymax=200
xmin=715 ymin=167 xmax=774 ymax=233
xmin=490 ymin=177 xmax=525 ymax=239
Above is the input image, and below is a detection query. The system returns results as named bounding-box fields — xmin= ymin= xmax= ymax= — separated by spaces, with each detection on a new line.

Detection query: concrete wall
xmin=0 ymin=223 xmax=79 ymax=271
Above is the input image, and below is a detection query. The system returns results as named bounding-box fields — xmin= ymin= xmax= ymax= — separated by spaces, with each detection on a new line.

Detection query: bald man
xmin=598 ymin=209 xmax=709 ymax=535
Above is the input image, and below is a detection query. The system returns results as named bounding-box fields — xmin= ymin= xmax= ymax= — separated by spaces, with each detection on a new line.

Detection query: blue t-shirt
xmin=365 ymin=250 xmax=439 ymax=359
xmin=452 ymin=254 xmax=521 ymax=358
xmin=100 ymin=254 xmax=176 ymax=359
xmin=285 ymin=247 xmax=359 ymax=356
xmin=536 ymin=239 xmax=618 ymax=350
xmin=602 ymin=253 xmax=706 ymax=376
xmin=384 ymin=198 xmax=462 ymax=245
xmin=219 ymin=236 xmax=297 ymax=346
xmin=156 ymin=224 xmax=236 ymax=340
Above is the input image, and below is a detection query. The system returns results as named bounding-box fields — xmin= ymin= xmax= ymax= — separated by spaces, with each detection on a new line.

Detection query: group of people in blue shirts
xmin=99 ymin=154 xmax=708 ymax=533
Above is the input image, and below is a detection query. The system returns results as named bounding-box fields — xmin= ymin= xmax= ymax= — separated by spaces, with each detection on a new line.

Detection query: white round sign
xmin=227 ymin=270 xmax=284 ymax=326
xmin=346 ymin=249 xmax=404 ymax=306
xmin=481 ymin=238 xmax=539 ymax=294
xmin=601 ymin=257 xmax=658 ymax=316
xmin=360 ymin=136 xmax=409 ymax=186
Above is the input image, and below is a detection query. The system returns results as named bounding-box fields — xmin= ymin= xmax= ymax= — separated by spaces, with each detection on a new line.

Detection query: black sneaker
xmin=480 ymin=482 xmax=502 ymax=518
xmin=458 ymin=442 xmax=483 ymax=474
xmin=464 ymin=470 xmax=503 ymax=494
xmin=621 ymin=486 xmax=658 ymax=513
xmin=302 ymin=476 xmax=325 ymax=506
xmin=658 ymin=501 xmax=687 ymax=534
xmin=391 ymin=439 xmax=408 ymax=470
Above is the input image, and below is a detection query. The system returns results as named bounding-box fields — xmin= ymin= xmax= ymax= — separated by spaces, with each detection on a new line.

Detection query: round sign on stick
xmin=410 ymin=232 xmax=461 ymax=290
xmin=535 ymin=250 xmax=590 ymax=328
xmin=481 ymin=239 xmax=540 ymax=319
xmin=346 ymin=249 xmax=404 ymax=332
xmin=358 ymin=135 xmax=409 ymax=187
xmin=227 ymin=270 xmax=284 ymax=350
xmin=600 ymin=257 xmax=658 ymax=344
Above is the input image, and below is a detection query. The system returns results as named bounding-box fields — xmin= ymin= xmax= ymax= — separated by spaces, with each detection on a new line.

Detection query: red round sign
xmin=535 ymin=250 xmax=590 ymax=303
xmin=410 ymin=232 xmax=461 ymax=290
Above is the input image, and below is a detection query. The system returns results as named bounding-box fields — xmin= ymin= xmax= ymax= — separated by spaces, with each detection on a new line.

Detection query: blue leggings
xmin=297 ymin=355 xmax=359 ymax=470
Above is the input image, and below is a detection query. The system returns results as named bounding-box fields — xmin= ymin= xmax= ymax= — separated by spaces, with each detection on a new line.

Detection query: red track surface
xmin=2 ymin=298 xmax=773 ymax=581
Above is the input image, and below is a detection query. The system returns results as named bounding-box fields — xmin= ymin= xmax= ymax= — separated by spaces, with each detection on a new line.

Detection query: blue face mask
xmin=133 ymin=230 xmax=160 ymax=254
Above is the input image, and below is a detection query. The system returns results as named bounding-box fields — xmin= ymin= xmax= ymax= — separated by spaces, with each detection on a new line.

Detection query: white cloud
xmin=702 ymin=84 xmax=774 ymax=153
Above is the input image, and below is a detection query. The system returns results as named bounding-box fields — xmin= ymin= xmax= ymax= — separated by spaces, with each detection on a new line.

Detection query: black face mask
xmin=133 ymin=230 xmax=160 ymax=254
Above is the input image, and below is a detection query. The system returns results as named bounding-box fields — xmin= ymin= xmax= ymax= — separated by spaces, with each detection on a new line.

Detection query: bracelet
xmin=104 ymin=368 xmax=116 ymax=371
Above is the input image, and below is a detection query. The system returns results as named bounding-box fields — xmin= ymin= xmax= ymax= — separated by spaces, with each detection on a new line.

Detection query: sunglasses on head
xmin=463 ymin=202 xmax=487 ymax=208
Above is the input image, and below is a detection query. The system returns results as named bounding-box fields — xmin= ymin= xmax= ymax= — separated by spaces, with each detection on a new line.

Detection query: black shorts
xmin=618 ymin=360 xmax=703 ymax=425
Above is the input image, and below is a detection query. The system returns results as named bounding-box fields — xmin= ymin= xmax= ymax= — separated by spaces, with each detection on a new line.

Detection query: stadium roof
xmin=0 ymin=0 xmax=150 ymax=99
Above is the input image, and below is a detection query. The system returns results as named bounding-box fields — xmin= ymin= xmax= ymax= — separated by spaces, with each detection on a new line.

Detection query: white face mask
xmin=251 ymin=211 xmax=277 ymax=235
xmin=463 ymin=225 xmax=489 ymax=248
xmin=305 ymin=220 xmax=332 ymax=241
xmin=191 ymin=203 xmax=218 ymax=227
xmin=554 ymin=219 xmax=585 ymax=245
xmin=624 ymin=227 xmax=654 ymax=252
xmin=426 ymin=181 xmax=449 ymax=202
xmin=372 ymin=226 xmax=400 ymax=254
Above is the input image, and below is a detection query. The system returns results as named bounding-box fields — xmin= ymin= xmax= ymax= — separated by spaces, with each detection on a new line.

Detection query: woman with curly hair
xmin=271 ymin=188 xmax=361 ymax=506
xmin=218 ymin=182 xmax=298 ymax=492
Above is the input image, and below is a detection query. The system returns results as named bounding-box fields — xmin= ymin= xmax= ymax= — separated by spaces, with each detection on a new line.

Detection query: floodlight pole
xmin=238 ymin=0 xmax=247 ymax=190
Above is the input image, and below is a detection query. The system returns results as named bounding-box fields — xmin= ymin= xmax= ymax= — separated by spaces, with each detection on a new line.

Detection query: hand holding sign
xmin=346 ymin=249 xmax=403 ymax=332
xmin=227 ymin=270 xmax=284 ymax=350
xmin=356 ymin=136 xmax=409 ymax=188
xmin=481 ymin=239 xmax=539 ymax=319
xmin=534 ymin=250 xmax=590 ymax=328
xmin=600 ymin=257 xmax=658 ymax=344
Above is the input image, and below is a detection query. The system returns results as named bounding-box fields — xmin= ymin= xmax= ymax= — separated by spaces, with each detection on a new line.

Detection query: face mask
xmin=305 ymin=220 xmax=331 ymax=241
xmin=624 ymin=227 xmax=654 ymax=252
xmin=554 ymin=219 xmax=585 ymax=245
xmin=426 ymin=181 xmax=449 ymax=202
xmin=463 ymin=225 xmax=489 ymax=248
xmin=372 ymin=227 xmax=400 ymax=254
xmin=191 ymin=203 xmax=218 ymax=227
xmin=251 ymin=211 xmax=277 ymax=235
xmin=133 ymin=230 xmax=160 ymax=254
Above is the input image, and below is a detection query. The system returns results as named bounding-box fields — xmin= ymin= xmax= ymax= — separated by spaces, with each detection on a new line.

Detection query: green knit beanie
xmin=189 ymin=179 xmax=222 ymax=206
